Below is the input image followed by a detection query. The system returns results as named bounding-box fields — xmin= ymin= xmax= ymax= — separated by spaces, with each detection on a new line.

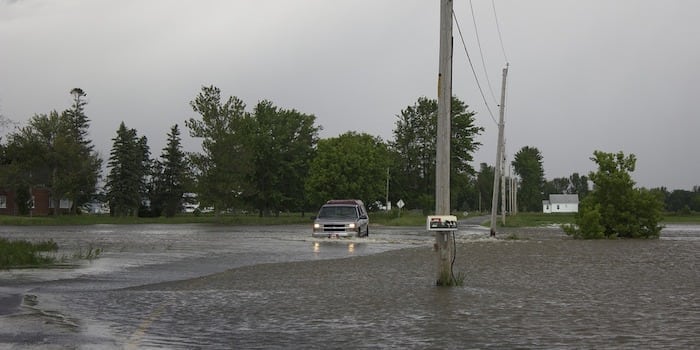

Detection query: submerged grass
xmin=0 ymin=237 xmax=58 ymax=268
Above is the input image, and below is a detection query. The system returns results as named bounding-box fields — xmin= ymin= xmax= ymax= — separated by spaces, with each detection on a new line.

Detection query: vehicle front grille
xmin=321 ymin=224 xmax=349 ymax=232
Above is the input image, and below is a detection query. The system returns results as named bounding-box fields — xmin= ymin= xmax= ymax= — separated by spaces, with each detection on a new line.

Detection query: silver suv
xmin=312 ymin=199 xmax=369 ymax=238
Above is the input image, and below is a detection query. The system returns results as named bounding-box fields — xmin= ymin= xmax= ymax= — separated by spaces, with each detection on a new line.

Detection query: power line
xmin=492 ymin=0 xmax=509 ymax=63
xmin=452 ymin=10 xmax=497 ymax=125
xmin=469 ymin=0 xmax=499 ymax=105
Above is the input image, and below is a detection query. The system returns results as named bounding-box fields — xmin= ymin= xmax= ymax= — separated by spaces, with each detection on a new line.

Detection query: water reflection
xmin=311 ymin=241 xmax=357 ymax=255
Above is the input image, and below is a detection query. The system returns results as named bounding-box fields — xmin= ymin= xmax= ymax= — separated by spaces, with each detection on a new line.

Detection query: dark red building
xmin=0 ymin=187 xmax=71 ymax=216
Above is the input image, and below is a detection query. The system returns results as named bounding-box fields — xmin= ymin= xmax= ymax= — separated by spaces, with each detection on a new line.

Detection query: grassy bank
xmin=497 ymin=213 xmax=576 ymax=227
xmin=2 ymin=211 xmax=697 ymax=227
xmin=661 ymin=214 xmax=700 ymax=224
xmin=0 ymin=237 xmax=58 ymax=268
xmin=489 ymin=212 xmax=700 ymax=228
xmin=0 ymin=211 xmax=431 ymax=227
xmin=0 ymin=213 xmax=313 ymax=226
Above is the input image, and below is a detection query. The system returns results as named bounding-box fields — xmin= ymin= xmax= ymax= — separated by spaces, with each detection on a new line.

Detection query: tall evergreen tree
xmin=62 ymin=88 xmax=102 ymax=213
xmin=151 ymin=124 xmax=190 ymax=217
xmin=106 ymin=122 xmax=150 ymax=217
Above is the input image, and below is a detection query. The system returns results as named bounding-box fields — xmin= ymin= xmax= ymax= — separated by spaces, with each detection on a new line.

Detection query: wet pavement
xmin=0 ymin=222 xmax=698 ymax=349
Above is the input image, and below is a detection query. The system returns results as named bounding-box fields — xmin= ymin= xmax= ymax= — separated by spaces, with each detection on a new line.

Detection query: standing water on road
xmin=0 ymin=223 xmax=698 ymax=348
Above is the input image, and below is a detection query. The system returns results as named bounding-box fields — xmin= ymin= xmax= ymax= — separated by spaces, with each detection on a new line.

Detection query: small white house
xmin=543 ymin=194 xmax=579 ymax=213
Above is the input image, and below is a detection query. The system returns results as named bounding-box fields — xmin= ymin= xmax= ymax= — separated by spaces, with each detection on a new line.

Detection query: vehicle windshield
xmin=317 ymin=205 xmax=358 ymax=219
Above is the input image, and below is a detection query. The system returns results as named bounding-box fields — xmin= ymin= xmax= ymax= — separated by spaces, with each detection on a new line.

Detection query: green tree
xmin=544 ymin=177 xmax=570 ymax=196
xmin=244 ymin=101 xmax=319 ymax=216
xmin=569 ymin=172 xmax=590 ymax=200
xmin=389 ymin=96 xmax=482 ymax=211
xmin=62 ymin=89 xmax=102 ymax=213
xmin=14 ymin=184 xmax=31 ymax=216
xmin=105 ymin=122 xmax=151 ymax=217
xmin=305 ymin=132 xmax=390 ymax=209
xmin=475 ymin=162 xmax=495 ymax=212
xmin=2 ymin=90 xmax=101 ymax=215
xmin=185 ymin=86 xmax=250 ymax=213
xmin=512 ymin=146 xmax=545 ymax=212
xmin=6 ymin=111 xmax=78 ymax=214
xmin=454 ymin=174 xmax=479 ymax=212
xmin=2 ymin=122 xmax=43 ymax=204
xmin=667 ymin=189 xmax=695 ymax=213
xmin=692 ymin=186 xmax=700 ymax=212
xmin=150 ymin=124 xmax=190 ymax=217
xmin=565 ymin=151 xmax=663 ymax=239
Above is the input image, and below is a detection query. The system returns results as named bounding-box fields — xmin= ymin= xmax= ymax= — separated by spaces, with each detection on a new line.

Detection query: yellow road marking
xmin=125 ymin=303 xmax=166 ymax=349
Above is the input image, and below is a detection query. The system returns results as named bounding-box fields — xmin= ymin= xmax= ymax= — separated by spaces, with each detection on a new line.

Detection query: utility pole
xmin=435 ymin=0 xmax=454 ymax=285
xmin=513 ymin=178 xmax=518 ymax=214
xmin=509 ymin=167 xmax=514 ymax=215
xmin=501 ymin=147 xmax=506 ymax=225
xmin=385 ymin=167 xmax=390 ymax=210
xmin=489 ymin=64 xmax=509 ymax=237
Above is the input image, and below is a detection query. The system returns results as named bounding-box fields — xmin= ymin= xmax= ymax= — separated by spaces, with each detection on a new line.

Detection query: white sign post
xmin=396 ymin=199 xmax=405 ymax=217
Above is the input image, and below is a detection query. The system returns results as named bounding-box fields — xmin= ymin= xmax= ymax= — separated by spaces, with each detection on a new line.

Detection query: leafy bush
xmin=566 ymin=151 xmax=663 ymax=239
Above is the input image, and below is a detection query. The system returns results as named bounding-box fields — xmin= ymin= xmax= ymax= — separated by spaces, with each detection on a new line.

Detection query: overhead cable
xmin=491 ymin=0 xmax=509 ymax=63
xmin=452 ymin=10 xmax=498 ymax=125
xmin=469 ymin=0 xmax=499 ymax=105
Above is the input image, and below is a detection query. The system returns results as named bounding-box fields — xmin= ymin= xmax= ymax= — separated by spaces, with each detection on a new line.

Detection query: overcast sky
xmin=1 ymin=0 xmax=698 ymax=190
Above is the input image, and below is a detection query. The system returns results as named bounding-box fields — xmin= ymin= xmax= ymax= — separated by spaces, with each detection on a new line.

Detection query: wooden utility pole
xmin=435 ymin=0 xmax=454 ymax=285
xmin=385 ymin=167 xmax=390 ymax=210
xmin=489 ymin=64 xmax=508 ymax=237
xmin=513 ymin=178 xmax=518 ymax=214
xmin=501 ymin=147 xmax=506 ymax=225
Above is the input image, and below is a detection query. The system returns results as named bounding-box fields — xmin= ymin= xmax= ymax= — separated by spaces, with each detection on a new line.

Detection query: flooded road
xmin=0 ymin=223 xmax=698 ymax=349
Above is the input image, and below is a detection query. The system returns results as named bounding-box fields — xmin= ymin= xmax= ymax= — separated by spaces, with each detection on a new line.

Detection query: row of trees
xmin=182 ymin=88 xmax=483 ymax=216
xmin=0 ymin=86 xmax=484 ymax=217
xmin=0 ymin=86 xmax=694 ymax=221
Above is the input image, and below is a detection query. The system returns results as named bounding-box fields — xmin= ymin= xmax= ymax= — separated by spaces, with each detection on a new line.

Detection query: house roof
xmin=549 ymin=194 xmax=579 ymax=204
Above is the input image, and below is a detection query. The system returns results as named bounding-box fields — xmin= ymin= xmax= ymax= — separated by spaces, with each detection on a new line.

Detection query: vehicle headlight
xmin=348 ymin=223 xmax=356 ymax=229
xmin=313 ymin=223 xmax=320 ymax=229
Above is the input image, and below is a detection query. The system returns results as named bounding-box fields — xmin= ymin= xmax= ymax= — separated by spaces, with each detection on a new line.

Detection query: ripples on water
xmin=1 ymin=224 xmax=699 ymax=349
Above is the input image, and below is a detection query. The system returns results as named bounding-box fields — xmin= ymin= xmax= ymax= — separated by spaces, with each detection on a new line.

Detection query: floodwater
xmin=0 ymin=223 xmax=698 ymax=349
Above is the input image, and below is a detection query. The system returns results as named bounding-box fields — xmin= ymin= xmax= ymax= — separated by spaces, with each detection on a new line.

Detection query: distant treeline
xmin=1 ymin=87 xmax=695 ymax=217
